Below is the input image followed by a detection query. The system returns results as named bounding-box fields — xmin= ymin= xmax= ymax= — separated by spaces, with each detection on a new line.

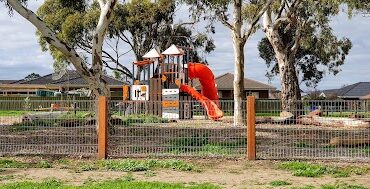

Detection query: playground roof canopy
xmin=162 ymin=44 xmax=184 ymax=55
xmin=143 ymin=49 xmax=161 ymax=58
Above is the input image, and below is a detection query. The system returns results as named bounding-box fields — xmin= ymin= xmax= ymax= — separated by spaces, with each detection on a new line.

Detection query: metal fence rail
xmin=256 ymin=100 xmax=370 ymax=161
xmin=107 ymin=100 xmax=247 ymax=158
xmin=0 ymin=100 xmax=97 ymax=156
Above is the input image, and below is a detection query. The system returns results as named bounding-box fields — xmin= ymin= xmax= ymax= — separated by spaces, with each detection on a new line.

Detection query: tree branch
xmin=218 ymin=11 xmax=234 ymax=31
xmin=91 ymin=0 xmax=117 ymax=70
xmin=290 ymin=20 xmax=306 ymax=55
xmin=6 ymin=0 xmax=91 ymax=79
xmin=244 ymin=0 xmax=274 ymax=40
xmin=97 ymin=0 xmax=105 ymax=9
xmin=275 ymin=0 xmax=287 ymax=20
xmin=273 ymin=17 xmax=290 ymax=30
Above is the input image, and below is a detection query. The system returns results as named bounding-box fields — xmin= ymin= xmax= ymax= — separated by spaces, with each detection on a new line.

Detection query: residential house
xmin=319 ymin=82 xmax=370 ymax=100
xmin=194 ymin=73 xmax=276 ymax=99
xmin=0 ymin=70 xmax=127 ymax=97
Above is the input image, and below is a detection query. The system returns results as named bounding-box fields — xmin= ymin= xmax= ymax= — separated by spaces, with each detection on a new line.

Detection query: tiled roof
xmin=11 ymin=70 xmax=127 ymax=86
xmin=322 ymin=82 xmax=370 ymax=98
xmin=0 ymin=80 xmax=17 ymax=84
xmin=194 ymin=73 xmax=276 ymax=90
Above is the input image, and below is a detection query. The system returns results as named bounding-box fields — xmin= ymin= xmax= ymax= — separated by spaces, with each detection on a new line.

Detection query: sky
xmin=0 ymin=1 xmax=369 ymax=91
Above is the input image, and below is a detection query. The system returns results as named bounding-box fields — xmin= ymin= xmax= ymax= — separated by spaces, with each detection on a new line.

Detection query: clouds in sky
xmin=0 ymin=1 xmax=369 ymax=91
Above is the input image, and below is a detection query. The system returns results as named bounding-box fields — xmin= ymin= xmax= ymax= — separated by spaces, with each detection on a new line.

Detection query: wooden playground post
xmin=247 ymin=96 xmax=256 ymax=160
xmin=98 ymin=96 xmax=108 ymax=160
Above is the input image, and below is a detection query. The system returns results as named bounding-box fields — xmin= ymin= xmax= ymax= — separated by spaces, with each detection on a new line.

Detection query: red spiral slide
xmin=179 ymin=63 xmax=223 ymax=120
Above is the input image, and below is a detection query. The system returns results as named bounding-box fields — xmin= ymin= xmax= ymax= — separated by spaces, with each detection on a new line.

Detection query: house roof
xmin=360 ymin=94 xmax=370 ymax=100
xmin=322 ymin=82 xmax=370 ymax=98
xmin=0 ymin=80 xmax=17 ymax=84
xmin=10 ymin=70 xmax=127 ymax=86
xmin=194 ymin=73 xmax=276 ymax=90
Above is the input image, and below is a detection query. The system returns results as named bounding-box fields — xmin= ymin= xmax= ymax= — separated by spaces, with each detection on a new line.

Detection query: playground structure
xmin=122 ymin=44 xmax=223 ymax=120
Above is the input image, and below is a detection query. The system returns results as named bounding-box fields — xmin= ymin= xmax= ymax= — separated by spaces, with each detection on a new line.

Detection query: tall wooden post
xmin=98 ymin=96 xmax=108 ymax=159
xmin=247 ymin=96 xmax=256 ymax=160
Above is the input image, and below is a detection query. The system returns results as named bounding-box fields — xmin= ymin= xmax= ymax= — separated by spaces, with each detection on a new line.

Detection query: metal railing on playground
xmin=0 ymin=98 xmax=369 ymax=161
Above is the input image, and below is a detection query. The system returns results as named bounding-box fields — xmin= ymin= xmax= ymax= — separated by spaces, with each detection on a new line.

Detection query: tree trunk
xmin=276 ymin=53 xmax=302 ymax=114
xmin=263 ymin=11 xmax=302 ymax=115
xmin=232 ymin=36 xmax=246 ymax=126
xmin=88 ymin=77 xmax=110 ymax=100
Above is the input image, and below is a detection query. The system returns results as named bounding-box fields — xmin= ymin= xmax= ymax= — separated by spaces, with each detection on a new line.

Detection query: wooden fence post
xmin=247 ymin=96 xmax=256 ymax=160
xmin=98 ymin=96 xmax=108 ymax=160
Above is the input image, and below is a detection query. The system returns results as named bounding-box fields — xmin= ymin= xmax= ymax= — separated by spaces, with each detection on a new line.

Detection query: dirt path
xmin=0 ymin=160 xmax=369 ymax=189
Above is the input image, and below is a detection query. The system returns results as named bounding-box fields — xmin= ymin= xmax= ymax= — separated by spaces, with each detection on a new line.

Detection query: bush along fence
xmin=0 ymin=97 xmax=369 ymax=161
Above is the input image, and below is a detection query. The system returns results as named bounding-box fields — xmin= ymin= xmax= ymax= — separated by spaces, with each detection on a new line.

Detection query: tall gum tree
xmin=261 ymin=0 xmax=352 ymax=113
xmin=185 ymin=0 xmax=274 ymax=126
xmin=36 ymin=0 xmax=214 ymax=80
xmin=3 ymin=0 xmax=118 ymax=100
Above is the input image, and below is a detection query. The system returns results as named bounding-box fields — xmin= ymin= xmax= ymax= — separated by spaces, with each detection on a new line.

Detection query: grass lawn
xmin=0 ymin=111 xmax=26 ymax=116
xmin=0 ymin=158 xmax=369 ymax=189
xmin=278 ymin=161 xmax=370 ymax=178
xmin=0 ymin=179 xmax=220 ymax=189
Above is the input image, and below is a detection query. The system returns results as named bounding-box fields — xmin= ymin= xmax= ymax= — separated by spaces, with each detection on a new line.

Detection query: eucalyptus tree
xmin=184 ymin=0 xmax=274 ymax=126
xmin=36 ymin=0 xmax=214 ymax=80
xmin=260 ymin=0 xmax=352 ymax=113
xmin=24 ymin=73 xmax=41 ymax=81
xmin=2 ymin=0 xmax=118 ymax=99
xmin=343 ymin=0 xmax=370 ymax=15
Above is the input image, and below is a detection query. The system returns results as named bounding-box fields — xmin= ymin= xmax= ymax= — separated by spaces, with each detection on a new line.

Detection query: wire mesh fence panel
xmin=0 ymin=100 xmax=97 ymax=156
xmin=108 ymin=100 xmax=247 ymax=158
xmin=256 ymin=100 xmax=370 ymax=161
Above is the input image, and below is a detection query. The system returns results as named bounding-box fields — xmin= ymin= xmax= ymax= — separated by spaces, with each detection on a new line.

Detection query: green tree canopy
xmin=258 ymin=22 xmax=352 ymax=88
xmin=24 ymin=73 xmax=41 ymax=81
xmin=36 ymin=0 xmax=215 ymax=79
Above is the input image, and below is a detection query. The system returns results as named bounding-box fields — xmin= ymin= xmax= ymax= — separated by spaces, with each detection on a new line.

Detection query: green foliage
xmin=291 ymin=185 xmax=315 ymax=189
xmin=36 ymin=0 xmax=214 ymax=77
xmin=97 ymin=159 xmax=195 ymax=172
xmin=269 ymin=180 xmax=291 ymax=187
xmin=321 ymin=183 xmax=368 ymax=189
xmin=0 ymin=159 xmax=27 ymax=168
xmin=258 ymin=0 xmax=353 ymax=88
xmin=0 ymin=179 xmax=64 ymax=189
xmin=9 ymin=112 xmax=89 ymax=132
xmin=0 ymin=179 xmax=221 ymax=189
xmin=114 ymin=114 xmax=169 ymax=126
xmin=0 ymin=175 xmax=15 ymax=181
xmin=143 ymin=170 xmax=156 ymax=177
xmin=295 ymin=142 xmax=314 ymax=148
xmin=169 ymin=135 xmax=244 ymax=155
xmin=171 ymin=134 xmax=210 ymax=149
xmin=24 ymin=73 xmax=41 ymax=81
xmin=0 ymin=111 xmax=26 ymax=116
xmin=279 ymin=161 xmax=370 ymax=178
xmin=36 ymin=161 xmax=52 ymax=168
xmin=342 ymin=0 xmax=370 ymax=16
xmin=184 ymin=0 xmax=269 ymax=36
xmin=279 ymin=161 xmax=328 ymax=177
